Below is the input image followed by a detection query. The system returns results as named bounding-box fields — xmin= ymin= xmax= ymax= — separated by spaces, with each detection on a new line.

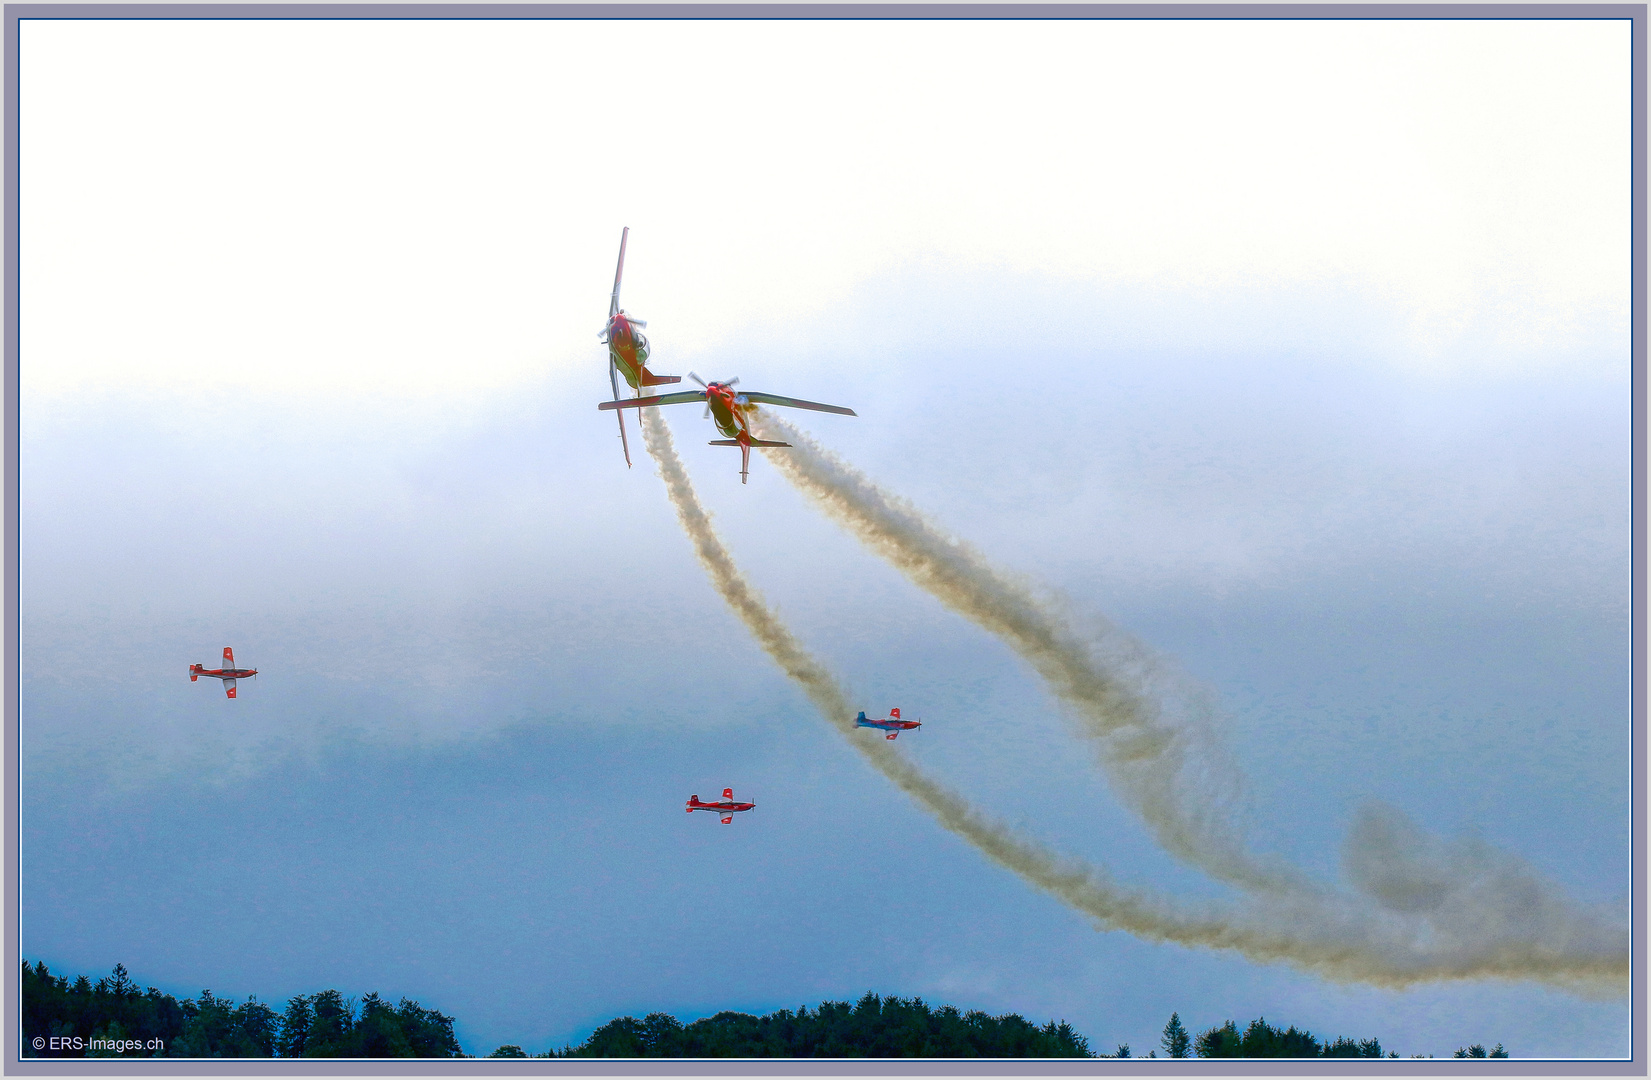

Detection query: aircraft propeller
xmin=688 ymin=372 xmax=738 ymax=418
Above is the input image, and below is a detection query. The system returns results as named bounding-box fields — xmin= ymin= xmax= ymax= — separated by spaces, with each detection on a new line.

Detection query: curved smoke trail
xmin=731 ymin=410 xmax=1626 ymax=994
xmin=749 ymin=412 xmax=1292 ymax=894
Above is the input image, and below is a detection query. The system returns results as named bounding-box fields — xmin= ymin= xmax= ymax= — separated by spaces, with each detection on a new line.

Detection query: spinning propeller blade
xmin=688 ymin=372 xmax=711 ymax=415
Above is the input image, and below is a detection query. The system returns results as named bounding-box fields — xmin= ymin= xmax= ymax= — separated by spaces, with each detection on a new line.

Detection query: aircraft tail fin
xmin=855 ymin=711 xmax=867 ymax=722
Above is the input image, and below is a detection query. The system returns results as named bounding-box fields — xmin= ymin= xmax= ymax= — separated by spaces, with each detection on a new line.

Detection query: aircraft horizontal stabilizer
xmin=639 ymin=371 xmax=682 ymax=386
xmin=708 ymin=439 xmax=791 ymax=448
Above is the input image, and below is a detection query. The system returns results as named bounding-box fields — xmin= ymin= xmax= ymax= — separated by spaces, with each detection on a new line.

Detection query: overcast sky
xmin=17 ymin=14 xmax=1633 ymax=1059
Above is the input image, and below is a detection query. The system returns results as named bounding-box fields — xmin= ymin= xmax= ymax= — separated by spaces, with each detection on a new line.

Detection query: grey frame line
xmin=0 ymin=3 xmax=1644 ymax=15
xmin=3 ymin=4 xmax=1643 ymax=1075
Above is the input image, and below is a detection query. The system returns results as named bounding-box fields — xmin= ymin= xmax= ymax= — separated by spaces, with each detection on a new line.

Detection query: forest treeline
xmin=21 ymin=960 xmax=460 ymax=1058
xmin=549 ymin=993 xmax=1092 ymax=1057
xmin=1154 ymin=1012 xmax=1506 ymax=1061
xmin=23 ymin=960 xmax=1505 ymax=1058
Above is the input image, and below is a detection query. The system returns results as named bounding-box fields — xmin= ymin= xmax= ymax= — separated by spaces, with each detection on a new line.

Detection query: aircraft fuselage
xmin=605 ymin=312 xmax=652 ymax=391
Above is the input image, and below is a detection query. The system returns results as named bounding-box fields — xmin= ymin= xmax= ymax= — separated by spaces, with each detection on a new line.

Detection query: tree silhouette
xmin=565 ymin=994 xmax=1093 ymax=1057
xmin=22 ymin=960 xmax=460 ymax=1058
xmin=1195 ymin=1020 xmax=1243 ymax=1057
xmin=1161 ymin=1013 xmax=1191 ymax=1058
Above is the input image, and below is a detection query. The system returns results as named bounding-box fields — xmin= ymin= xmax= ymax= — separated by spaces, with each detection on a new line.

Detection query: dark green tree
xmin=489 ymin=1045 xmax=529 ymax=1057
xmin=354 ymin=993 xmax=413 ymax=1057
xmin=302 ymin=990 xmax=355 ymax=1057
xmin=1161 ymin=1013 xmax=1191 ymax=1058
xmin=233 ymin=998 xmax=280 ymax=1056
xmin=578 ymin=1016 xmax=647 ymax=1056
xmin=641 ymin=1012 xmax=685 ymax=1054
xmin=169 ymin=990 xmax=278 ymax=1057
xmin=276 ymin=995 xmax=312 ymax=1058
xmin=1323 ymin=1035 xmax=1384 ymax=1058
xmin=1455 ymin=1044 xmax=1488 ymax=1058
xmin=1196 ymin=1020 xmax=1243 ymax=1057
xmin=394 ymin=998 xmax=462 ymax=1057
xmin=1239 ymin=1017 xmax=1321 ymax=1057
xmin=1490 ymin=1044 xmax=1509 ymax=1058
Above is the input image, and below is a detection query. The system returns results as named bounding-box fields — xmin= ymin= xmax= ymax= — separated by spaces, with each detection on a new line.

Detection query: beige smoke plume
xmin=749 ymin=411 xmax=1293 ymax=894
xmin=728 ymin=410 xmax=1627 ymax=993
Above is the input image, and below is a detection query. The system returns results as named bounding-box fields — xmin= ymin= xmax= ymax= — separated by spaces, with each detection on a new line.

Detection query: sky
xmin=15 ymin=14 xmax=1635 ymax=1060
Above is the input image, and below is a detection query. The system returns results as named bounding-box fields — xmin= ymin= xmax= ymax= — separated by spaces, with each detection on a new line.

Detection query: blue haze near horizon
xmin=19 ymin=269 xmax=1631 ymax=1057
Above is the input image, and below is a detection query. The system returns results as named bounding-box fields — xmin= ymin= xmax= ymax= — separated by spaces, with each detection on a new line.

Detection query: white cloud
xmin=19 ymin=17 xmax=1630 ymax=402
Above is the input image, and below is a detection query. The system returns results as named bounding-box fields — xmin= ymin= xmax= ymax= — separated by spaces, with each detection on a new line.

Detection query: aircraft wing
xmin=610 ymin=227 xmax=628 ymax=319
xmin=740 ymin=392 xmax=856 ymax=416
xmin=223 ymin=678 xmax=237 ymax=699
xmin=598 ymin=391 xmax=705 ymax=411
xmin=609 ymin=358 xmax=631 ymax=468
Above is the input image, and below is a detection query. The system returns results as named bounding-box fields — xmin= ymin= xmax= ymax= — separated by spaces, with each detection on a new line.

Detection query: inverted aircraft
xmin=599 ymin=373 xmax=855 ymax=483
xmin=687 ymin=788 xmax=755 ymax=824
xmin=855 ymin=707 xmax=921 ymax=740
xmin=599 ymin=226 xmax=682 ymax=467
xmin=190 ymin=647 xmax=258 ymax=699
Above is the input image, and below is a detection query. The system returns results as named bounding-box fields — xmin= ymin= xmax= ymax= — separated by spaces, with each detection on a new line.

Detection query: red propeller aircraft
xmin=855 ymin=707 xmax=922 ymax=740
xmin=686 ymin=788 xmax=755 ymax=824
xmin=599 ymin=227 xmax=681 ymax=468
xmin=599 ymin=372 xmax=855 ymax=483
xmin=189 ymin=647 xmax=257 ymax=699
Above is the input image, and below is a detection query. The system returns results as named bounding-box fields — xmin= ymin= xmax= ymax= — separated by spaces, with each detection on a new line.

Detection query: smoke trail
xmin=640 ymin=410 xmax=1625 ymax=992
xmin=742 ymin=411 xmax=1627 ymax=993
xmin=749 ymin=412 xmax=1293 ymax=894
